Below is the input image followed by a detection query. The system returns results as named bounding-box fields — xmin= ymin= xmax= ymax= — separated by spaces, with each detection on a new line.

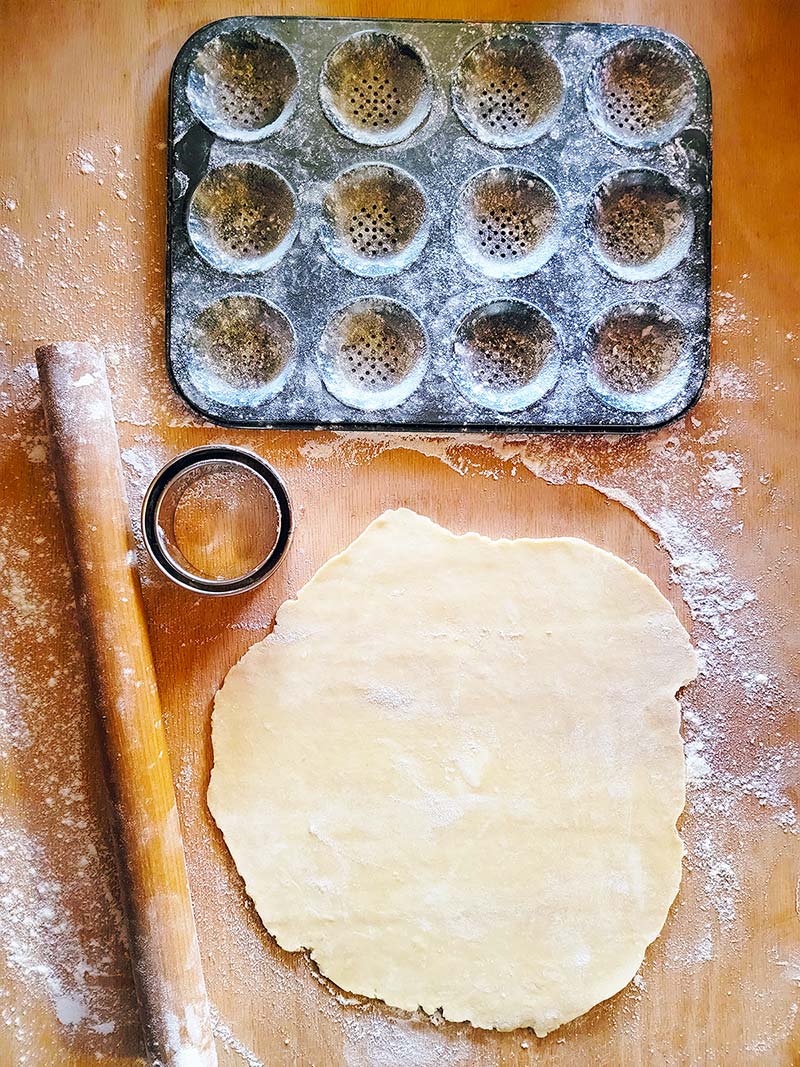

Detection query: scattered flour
xmin=342 ymin=1014 xmax=475 ymax=1067
xmin=0 ymin=510 xmax=141 ymax=1061
xmin=210 ymin=1005 xmax=265 ymax=1067
xmin=707 ymin=362 xmax=755 ymax=400
xmin=684 ymin=739 xmax=712 ymax=784
xmin=73 ymin=149 xmax=96 ymax=174
xmin=0 ymin=226 xmax=24 ymax=269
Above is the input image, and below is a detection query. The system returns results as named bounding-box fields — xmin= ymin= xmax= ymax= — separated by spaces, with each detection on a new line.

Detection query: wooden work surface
xmin=1 ymin=1 xmax=798 ymax=1064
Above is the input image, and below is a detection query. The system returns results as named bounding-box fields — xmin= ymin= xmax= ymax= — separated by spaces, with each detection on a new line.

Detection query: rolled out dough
xmin=208 ymin=509 xmax=697 ymax=1036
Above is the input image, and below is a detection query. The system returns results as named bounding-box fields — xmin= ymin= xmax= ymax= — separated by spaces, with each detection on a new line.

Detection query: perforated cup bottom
xmin=321 ymin=163 xmax=428 ymax=277
xmin=585 ymin=37 xmax=696 ymax=147
xmin=319 ymin=297 xmax=428 ymax=411
xmin=586 ymin=303 xmax=690 ymax=413
xmin=186 ymin=162 xmax=298 ymax=274
xmin=186 ymin=30 xmax=299 ymax=141
xmin=453 ymin=300 xmax=560 ymax=411
xmin=588 ymin=169 xmax=694 ymax=281
xmin=452 ymin=35 xmax=564 ymax=148
xmin=319 ymin=31 xmax=433 ymax=146
xmin=453 ymin=167 xmax=561 ymax=280
xmin=183 ymin=294 xmax=295 ymax=406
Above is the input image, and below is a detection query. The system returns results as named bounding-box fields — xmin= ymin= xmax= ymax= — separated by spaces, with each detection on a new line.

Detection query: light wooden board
xmin=0 ymin=2 xmax=798 ymax=1065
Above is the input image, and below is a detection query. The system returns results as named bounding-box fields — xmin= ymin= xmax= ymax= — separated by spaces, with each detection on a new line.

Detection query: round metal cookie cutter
xmin=141 ymin=445 xmax=292 ymax=595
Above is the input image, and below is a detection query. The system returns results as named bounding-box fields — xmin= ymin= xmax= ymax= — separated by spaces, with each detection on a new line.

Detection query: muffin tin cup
xmin=186 ymin=161 xmax=299 ymax=274
xmin=318 ymin=296 xmax=429 ymax=412
xmin=320 ymin=163 xmax=430 ymax=277
xmin=451 ymin=35 xmax=565 ymax=148
xmin=585 ymin=301 xmax=694 ymax=413
xmin=319 ymin=31 xmax=434 ymax=147
xmin=452 ymin=300 xmax=561 ymax=412
xmin=585 ymin=36 xmax=698 ymax=149
xmin=587 ymin=168 xmax=695 ymax=282
xmin=186 ymin=29 xmax=300 ymax=142
xmin=168 ymin=17 xmax=711 ymax=431
xmin=180 ymin=293 xmax=296 ymax=408
xmin=452 ymin=167 xmax=562 ymax=280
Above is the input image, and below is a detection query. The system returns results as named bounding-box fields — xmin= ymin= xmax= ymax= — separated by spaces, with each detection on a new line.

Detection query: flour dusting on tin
xmin=167 ymin=18 xmax=711 ymax=431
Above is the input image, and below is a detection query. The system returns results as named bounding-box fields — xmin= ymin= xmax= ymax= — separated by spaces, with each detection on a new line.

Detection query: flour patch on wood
xmin=342 ymin=1014 xmax=475 ymax=1067
xmin=0 ymin=509 xmax=140 ymax=1059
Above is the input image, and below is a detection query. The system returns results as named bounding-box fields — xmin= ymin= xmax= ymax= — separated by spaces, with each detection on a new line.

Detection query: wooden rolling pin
xmin=35 ymin=343 xmax=218 ymax=1067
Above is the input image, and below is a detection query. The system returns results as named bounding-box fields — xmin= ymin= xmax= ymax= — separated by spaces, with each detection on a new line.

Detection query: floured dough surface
xmin=208 ymin=509 xmax=697 ymax=1036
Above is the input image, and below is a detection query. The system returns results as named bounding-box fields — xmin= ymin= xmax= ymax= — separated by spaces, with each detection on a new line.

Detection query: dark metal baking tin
xmin=166 ymin=16 xmax=711 ymax=433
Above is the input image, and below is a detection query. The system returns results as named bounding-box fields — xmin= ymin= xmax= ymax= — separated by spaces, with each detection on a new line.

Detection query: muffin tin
xmin=167 ymin=17 xmax=711 ymax=431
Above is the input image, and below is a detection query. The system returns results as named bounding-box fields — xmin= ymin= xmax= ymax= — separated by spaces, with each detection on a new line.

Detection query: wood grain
xmin=0 ymin=2 xmax=798 ymax=1066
